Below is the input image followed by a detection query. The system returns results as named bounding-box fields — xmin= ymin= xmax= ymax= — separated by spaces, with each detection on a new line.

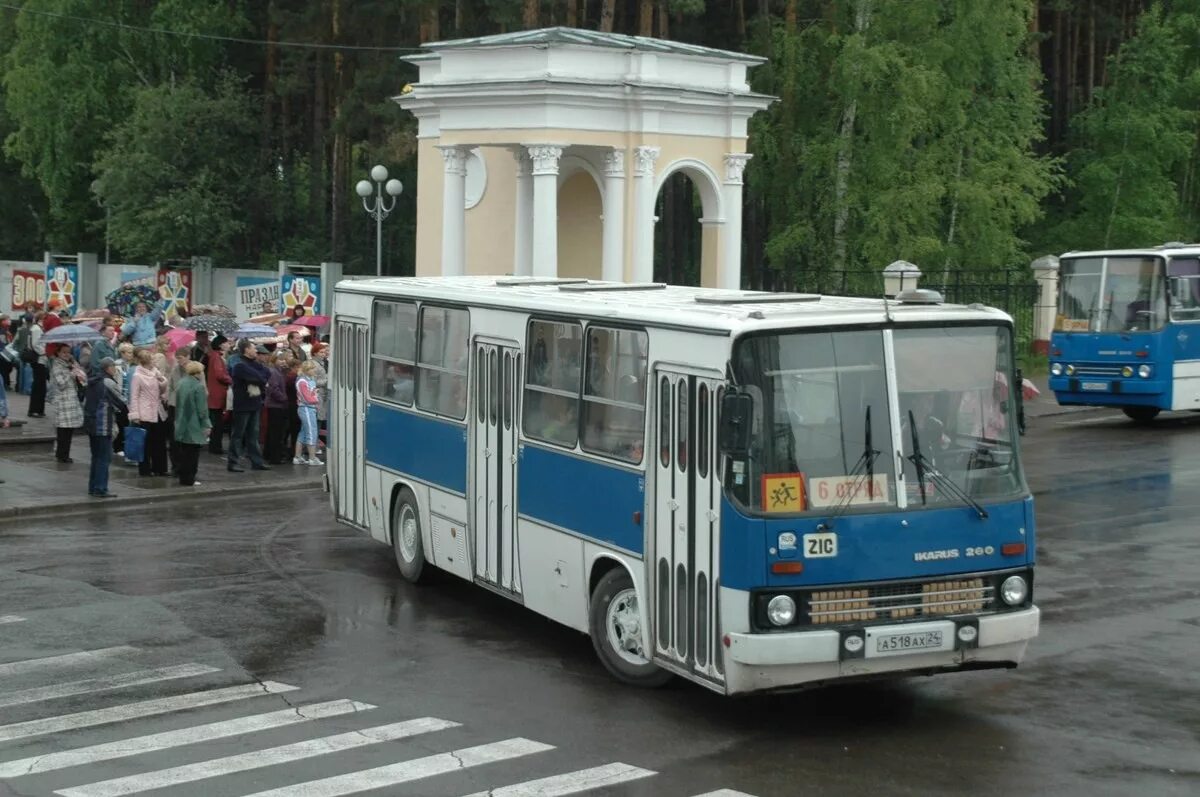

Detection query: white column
xmin=1031 ymin=255 xmax=1060 ymax=355
xmin=512 ymin=149 xmax=533 ymax=276
xmin=601 ymin=149 xmax=626 ymax=282
xmin=439 ymin=145 xmax=469 ymax=277
xmin=632 ymin=146 xmax=660 ymax=284
xmin=720 ymin=153 xmax=753 ymax=291
xmin=526 ymin=144 xmax=564 ymax=279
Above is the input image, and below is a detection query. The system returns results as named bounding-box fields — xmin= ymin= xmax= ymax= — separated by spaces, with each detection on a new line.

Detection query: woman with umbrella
xmin=50 ymin=344 xmax=87 ymax=463
xmin=120 ymin=297 xmax=171 ymax=348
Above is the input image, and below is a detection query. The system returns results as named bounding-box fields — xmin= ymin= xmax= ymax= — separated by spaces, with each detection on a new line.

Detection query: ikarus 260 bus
xmin=328 ymin=276 xmax=1040 ymax=695
xmin=1051 ymin=244 xmax=1200 ymax=421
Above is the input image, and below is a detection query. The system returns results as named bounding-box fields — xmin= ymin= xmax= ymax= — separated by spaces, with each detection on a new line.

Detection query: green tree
xmin=92 ymin=76 xmax=260 ymax=261
xmin=1046 ymin=1 xmax=1200 ymax=250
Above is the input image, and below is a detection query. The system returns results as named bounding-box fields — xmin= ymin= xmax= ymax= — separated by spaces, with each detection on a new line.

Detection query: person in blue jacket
xmin=227 ymin=340 xmax=272 ymax=473
xmin=120 ymin=299 xmax=169 ymax=348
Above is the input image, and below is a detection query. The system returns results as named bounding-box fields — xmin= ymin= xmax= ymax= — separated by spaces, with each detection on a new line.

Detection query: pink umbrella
xmin=292 ymin=314 xmax=330 ymax=328
xmin=1021 ymin=378 xmax=1041 ymax=400
xmin=164 ymin=327 xmax=196 ymax=354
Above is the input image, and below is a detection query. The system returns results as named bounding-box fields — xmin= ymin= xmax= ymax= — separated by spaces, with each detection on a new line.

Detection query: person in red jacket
xmin=204 ymin=335 xmax=232 ymax=455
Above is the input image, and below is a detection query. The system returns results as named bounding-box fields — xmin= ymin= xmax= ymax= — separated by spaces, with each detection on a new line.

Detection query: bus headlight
xmin=1139 ymin=364 xmax=1152 ymax=378
xmin=1050 ymin=362 xmax=1063 ymax=376
xmin=1121 ymin=366 xmax=1133 ymax=378
xmin=1065 ymin=364 xmax=1076 ymax=376
xmin=1000 ymin=575 xmax=1028 ymax=606
xmin=767 ymin=595 xmax=797 ymax=626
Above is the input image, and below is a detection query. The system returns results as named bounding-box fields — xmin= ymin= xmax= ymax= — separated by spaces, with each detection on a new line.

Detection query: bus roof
xmin=335 ymin=275 xmax=1012 ymax=335
xmin=1062 ymin=244 xmax=1200 ymax=259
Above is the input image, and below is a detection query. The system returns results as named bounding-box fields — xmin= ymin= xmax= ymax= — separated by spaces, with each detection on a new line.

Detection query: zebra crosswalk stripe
xmin=0 ymin=646 xmax=138 ymax=678
xmin=0 ymin=681 xmax=298 ymax=743
xmin=240 ymin=738 xmax=555 ymax=797
xmin=0 ymin=663 xmax=221 ymax=709
xmin=0 ymin=615 xmax=26 ymax=624
xmin=689 ymin=791 xmax=761 ymax=797
xmin=458 ymin=762 xmax=657 ymax=797
xmin=56 ymin=716 xmax=460 ymax=797
xmin=0 ymin=699 xmax=375 ymax=779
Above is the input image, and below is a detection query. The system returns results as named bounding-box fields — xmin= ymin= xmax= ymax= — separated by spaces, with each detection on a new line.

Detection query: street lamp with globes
xmin=356 ymin=164 xmax=403 ymax=277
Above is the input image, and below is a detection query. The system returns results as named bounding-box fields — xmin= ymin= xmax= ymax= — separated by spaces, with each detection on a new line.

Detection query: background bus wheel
xmin=589 ymin=568 xmax=672 ymax=688
xmin=1122 ymin=407 xmax=1160 ymax=423
xmin=391 ymin=488 xmax=426 ymax=584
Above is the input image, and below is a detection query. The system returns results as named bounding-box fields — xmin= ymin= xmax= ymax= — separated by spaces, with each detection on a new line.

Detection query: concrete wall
xmin=2 ymin=258 xmax=291 ymax=317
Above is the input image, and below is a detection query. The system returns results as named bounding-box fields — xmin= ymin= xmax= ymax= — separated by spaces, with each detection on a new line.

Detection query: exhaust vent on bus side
xmin=694 ymin=292 xmax=821 ymax=305
xmin=557 ymin=282 xmax=667 ymax=292
xmin=495 ymin=277 xmax=589 ymax=287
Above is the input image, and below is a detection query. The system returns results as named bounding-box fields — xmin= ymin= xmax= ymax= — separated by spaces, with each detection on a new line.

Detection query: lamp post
xmin=356 ymin=165 xmax=404 ymax=277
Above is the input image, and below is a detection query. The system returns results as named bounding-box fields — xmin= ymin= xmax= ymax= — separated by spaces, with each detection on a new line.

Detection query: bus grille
xmin=1073 ymin=365 xmax=1123 ymax=376
xmin=805 ymin=578 xmax=993 ymax=625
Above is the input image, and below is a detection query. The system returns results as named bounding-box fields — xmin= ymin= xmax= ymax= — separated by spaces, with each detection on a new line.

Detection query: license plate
xmin=1081 ymin=381 xmax=1108 ymax=391
xmin=873 ymin=633 xmax=945 ymax=657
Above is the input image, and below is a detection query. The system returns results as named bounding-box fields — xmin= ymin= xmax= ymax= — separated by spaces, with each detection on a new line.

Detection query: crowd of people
xmin=0 ymin=299 xmax=330 ymax=498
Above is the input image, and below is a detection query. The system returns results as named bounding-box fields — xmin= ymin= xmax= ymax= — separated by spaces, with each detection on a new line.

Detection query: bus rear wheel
xmin=588 ymin=568 xmax=672 ymax=688
xmin=1122 ymin=406 xmax=1161 ymax=423
xmin=391 ymin=488 xmax=426 ymax=584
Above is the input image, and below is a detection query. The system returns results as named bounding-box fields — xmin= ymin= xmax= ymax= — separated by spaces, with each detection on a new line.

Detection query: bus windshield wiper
xmin=818 ymin=406 xmax=880 ymax=530
xmin=906 ymin=410 xmax=988 ymax=519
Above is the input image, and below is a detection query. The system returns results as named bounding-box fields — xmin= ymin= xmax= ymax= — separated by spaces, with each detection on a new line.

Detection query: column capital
xmin=525 ymin=144 xmax=565 ymax=176
xmin=723 ymin=153 xmax=753 ymax=185
xmin=633 ymin=146 xmax=660 ymax=178
xmin=603 ymin=149 xmax=626 ymax=178
xmin=438 ymin=145 xmax=470 ymax=176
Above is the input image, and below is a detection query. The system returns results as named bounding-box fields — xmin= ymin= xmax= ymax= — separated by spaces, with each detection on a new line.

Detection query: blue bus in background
xmin=330 ymin=276 xmax=1039 ymax=695
xmin=1050 ymin=245 xmax=1200 ymax=421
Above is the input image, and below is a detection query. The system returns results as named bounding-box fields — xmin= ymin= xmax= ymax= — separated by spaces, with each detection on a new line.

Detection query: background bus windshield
xmin=1058 ymin=256 xmax=1165 ymax=332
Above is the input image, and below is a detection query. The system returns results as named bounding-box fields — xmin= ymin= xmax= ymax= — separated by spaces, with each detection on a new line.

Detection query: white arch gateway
xmin=397 ymin=27 xmax=775 ymax=289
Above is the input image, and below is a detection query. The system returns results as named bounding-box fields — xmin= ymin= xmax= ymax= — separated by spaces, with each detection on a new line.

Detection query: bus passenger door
xmin=332 ymin=319 xmax=368 ymax=528
xmin=653 ymin=369 xmax=723 ymax=683
xmin=472 ymin=341 xmax=522 ymax=595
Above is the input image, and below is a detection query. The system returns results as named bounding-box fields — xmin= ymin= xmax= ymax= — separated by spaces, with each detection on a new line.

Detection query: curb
xmin=0 ymin=435 xmax=56 ymax=447
xmin=0 ymin=478 xmax=325 ymax=523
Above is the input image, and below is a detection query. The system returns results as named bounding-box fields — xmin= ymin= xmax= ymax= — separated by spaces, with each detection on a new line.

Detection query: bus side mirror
xmin=719 ymin=391 xmax=753 ymax=457
xmin=1015 ymin=368 xmax=1027 ymax=436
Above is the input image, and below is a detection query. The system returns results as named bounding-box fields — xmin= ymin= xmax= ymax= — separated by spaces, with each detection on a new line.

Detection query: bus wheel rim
xmin=605 ymin=587 xmax=648 ymax=667
xmin=399 ymin=505 xmax=418 ymax=562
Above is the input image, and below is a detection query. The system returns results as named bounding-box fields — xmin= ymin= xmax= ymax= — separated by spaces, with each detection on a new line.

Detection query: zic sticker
xmin=802 ymin=532 xmax=838 ymax=558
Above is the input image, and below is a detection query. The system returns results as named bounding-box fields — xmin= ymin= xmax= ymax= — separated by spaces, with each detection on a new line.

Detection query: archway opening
xmin=654 ymin=171 xmax=704 ymax=287
xmin=557 ymin=170 xmax=603 ymax=280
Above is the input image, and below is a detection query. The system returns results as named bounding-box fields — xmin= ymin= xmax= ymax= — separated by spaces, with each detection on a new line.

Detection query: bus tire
xmin=588 ymin=568 xmax=672 ymax=688
xmin=391 ymin=488 xmax=426 ymax=584
xmin=1122 ymin=406 xmax=1160 ymax=423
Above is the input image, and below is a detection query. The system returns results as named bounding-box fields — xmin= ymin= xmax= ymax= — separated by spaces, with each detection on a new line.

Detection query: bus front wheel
xmin=1122 ymin=406 xmax=1161 ymax=423
xmin=391 ymin=488 xmax=426 ymax=584
xmin=588 ymin=568 xmax=672 ymax=688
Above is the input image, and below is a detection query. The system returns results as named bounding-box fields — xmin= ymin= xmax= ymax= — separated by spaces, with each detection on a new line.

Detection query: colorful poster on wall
xmin=45 ymin=263 xmax=79 ymax=314
xmin=10 ymin=270 xmax=46 ymax=311
xmin=121 ymin=270 xmax=155 ymax=287
xmin=280 ymin=274 xmax=320 ymax=317
xmin=236 ymin=276 xmax=280 ymax=318
xmin=157 ymin=268 xmax=191 ymax=315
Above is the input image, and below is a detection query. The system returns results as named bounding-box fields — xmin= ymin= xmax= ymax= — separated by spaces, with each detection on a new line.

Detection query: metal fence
xmin=786 ymin=269 xmax=1040 ymax=347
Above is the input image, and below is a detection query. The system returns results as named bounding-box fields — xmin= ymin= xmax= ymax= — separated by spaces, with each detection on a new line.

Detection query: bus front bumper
xmin=721 ymin=606 xmax=1039 ymax=695
xmin=1049 ymin=375 xmax=1167 ymax=404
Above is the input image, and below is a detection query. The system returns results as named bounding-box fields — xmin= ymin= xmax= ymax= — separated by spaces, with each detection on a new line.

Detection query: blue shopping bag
xmin=124 ymin=425 xmax=147 ymax=464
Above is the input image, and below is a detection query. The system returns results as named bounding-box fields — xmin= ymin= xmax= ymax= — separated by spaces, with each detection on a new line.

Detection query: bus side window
xmin=368 ymin=300 xmax=416 ymax=404
xmin=415 ymin=305 xmax=469 ymax=419
xmin=580 ymin=326 xmax=648 ymax=464
xmin=523 ymin=319 xmax=582 ymax=447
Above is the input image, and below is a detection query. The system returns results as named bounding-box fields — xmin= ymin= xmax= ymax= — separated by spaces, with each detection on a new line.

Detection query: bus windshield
xmin=1058 ymin=256 xmax=1166 ymax=332
xmin=732 ymin=325 xmax=1024 ymax=514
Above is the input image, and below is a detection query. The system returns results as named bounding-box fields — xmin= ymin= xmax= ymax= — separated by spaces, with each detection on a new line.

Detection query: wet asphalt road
xmin=0 ymin=411 xmax=1198 ymax=797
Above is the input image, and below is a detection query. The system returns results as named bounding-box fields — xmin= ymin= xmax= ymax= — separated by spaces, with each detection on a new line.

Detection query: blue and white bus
xmin=1050 ymin=244 xmax=1200 ymax=421
xmin=329 ymin=276 xmax=1039 ymax=695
